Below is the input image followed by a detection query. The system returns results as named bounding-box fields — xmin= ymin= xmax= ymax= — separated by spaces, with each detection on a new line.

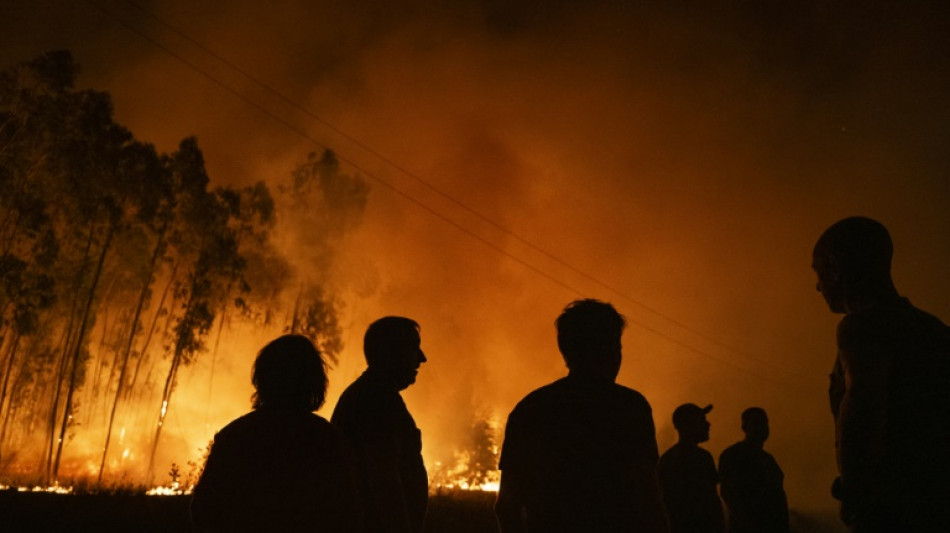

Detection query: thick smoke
xmin=2 ymin=0 xmax=949 ymax=515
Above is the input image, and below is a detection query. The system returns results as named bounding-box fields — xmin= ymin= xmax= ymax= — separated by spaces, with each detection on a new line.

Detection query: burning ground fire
xmin=146 ymin=482 xmax=187 ymax=496
xmin=4 ymin=465 xmax=500 ymax=497
xmin=2 ymin=415 xmax=503 ymax=496
xmin=429 ymin=415 xmax=501 ymax=493
xmin=0 ymin=483 xmax=73 ymax=494
xmin=431 ymin=459 xmax=501 ymax=493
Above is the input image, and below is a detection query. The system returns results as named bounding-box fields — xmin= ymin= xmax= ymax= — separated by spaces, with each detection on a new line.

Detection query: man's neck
xmin=844 ymin=284 xmax=900 ymax=313
xmin=677 ymin=439 xmax=701 ymax=449
xmin=363 ymin=367 xmax=402 ymax=391
xmin=566 ymin=369 xmax=615 ymax=383
xmin=743 ymin=438 xmax=765 ymax=449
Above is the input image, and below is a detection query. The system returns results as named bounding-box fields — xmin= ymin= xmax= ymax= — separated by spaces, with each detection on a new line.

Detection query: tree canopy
xmin=0 ymin=51 xmax=368 ymax=485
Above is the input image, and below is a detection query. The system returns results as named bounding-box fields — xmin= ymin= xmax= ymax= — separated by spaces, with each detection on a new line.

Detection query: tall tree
xmin=145 ymin=139 xmax=246 ymax=483
xmin=0 ymin=52 xmax=371 ymax=487
xmin=280 ymin=150 xmax=368 ymax=364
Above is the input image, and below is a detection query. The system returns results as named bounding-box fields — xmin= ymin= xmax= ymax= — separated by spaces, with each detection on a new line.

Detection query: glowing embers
xmin=145 ymin=481 xmax=190 ymax=496
xmin=454 ymin=477 xmax=500 ymax=493
xmin=431 ymin=450 xmax=501 ymax=492
xmin=431 ymin=415 xmax=501 ymax=492
xmin=0 ymin=482 xmax=192 ymax=496
xmin=7 ymin=483 xmax=74 ymax=494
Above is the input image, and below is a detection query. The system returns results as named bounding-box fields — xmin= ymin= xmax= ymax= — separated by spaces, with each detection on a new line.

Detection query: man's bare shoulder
xmin=835 ymin=311 xmax=893 ymax=368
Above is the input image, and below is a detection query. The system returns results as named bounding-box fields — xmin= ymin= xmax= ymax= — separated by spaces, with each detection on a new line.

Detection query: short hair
xmin=814 ymin=217 xmax=893 ymax=279
xmin=741 ymin=407 xmax=768 ymax=427
xmin=251 ymin=334 xmax=328 ymax=411
xmin=556 ymin=299 xmax=625 ymax=370
xmin=363 ymin=316 xmax=420 ymax=367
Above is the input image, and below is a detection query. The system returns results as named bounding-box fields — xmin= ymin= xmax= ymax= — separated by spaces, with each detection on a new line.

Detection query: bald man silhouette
xmin=813 ymin=217 xmax=950 ymax=532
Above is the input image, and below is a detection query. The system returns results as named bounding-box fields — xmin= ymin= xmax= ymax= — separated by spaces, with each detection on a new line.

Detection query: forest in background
xmin=0 ymin=50 xmax=370 ymax=486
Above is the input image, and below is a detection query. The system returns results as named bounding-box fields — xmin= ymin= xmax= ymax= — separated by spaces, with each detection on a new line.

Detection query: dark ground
xmin=0 ymin=488 xmax=843 ymax=532
xmin=0 ymin=490 xmax=191 ymax=532
xmin=0 ymin=488 xmax=498 ymax=533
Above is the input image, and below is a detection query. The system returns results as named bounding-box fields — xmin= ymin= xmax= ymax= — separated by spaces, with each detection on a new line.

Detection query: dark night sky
xmin=3 ymin=0 xmax=949 ymax=512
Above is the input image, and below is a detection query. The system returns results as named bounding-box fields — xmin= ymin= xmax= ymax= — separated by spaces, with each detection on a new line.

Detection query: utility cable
xmin=82 ymin=0 xmax=817 ymax=394
xmin=114 ymin=0 xmax=808 ymax=384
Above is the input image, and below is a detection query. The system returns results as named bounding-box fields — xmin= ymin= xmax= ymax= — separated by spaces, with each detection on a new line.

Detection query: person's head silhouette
xmin=556 ymin=299 xmax=625 ymax=381
xmin=364 ymin=316 xmax=426 ymax=390
xmin=812 ymin=216 xmax=898 ymax=314
xmin=740 ymin=407 xmax=769 ymax=447
xmin=672 ymin=403 xmax=712 ymax=446
xmin=251 ymin=334 xmax=328 ymax=411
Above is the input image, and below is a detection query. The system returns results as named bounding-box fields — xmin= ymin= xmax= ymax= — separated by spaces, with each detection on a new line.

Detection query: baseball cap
xmin=672 ymin=403 xmax=713 ymax=430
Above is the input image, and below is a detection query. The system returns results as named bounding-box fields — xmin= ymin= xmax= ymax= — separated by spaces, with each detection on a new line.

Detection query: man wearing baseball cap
xmin=658 ymin=403 xmax=724 ymax=533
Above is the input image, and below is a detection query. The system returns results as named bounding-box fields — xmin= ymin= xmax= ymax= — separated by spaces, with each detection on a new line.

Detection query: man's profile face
xmin=393 ymin=332 xmax=426 ymax=390
xmin=743 ymin=415 xmax=769 ymax=444
xmin=678 ymin=415 xmax=711 ymax=444
xmin=812 ymin=251 xmax=846 ymax=314
xmin=696 ymin=415 xmax=711 ymax=443
xmin=605 ymin=337 xmax=622 ymax=381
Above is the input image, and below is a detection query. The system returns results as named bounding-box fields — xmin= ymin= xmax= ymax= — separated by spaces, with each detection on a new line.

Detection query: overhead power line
xmin=82 ymin=0 xmax=816 ymax=394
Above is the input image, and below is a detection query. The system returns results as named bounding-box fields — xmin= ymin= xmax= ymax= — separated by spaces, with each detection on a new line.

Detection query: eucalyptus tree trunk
xmin=0 ymin=333 xmax=15 ymax=421
xmin=146 ymin=251 xmax=221 ymax=485
xmin=145 ymin=283 xmax=197 ymax=485
xmin=0 ymin=333 xmax=21 ymax=464
xmin=45 ymin=227 xmax=95 ymax=483
xmin=204 ymin=305 xmax=228 ymax=429
xmin=52 ymin=222 xmax=114 ymax=481
xmin=98 ymin=232 xmax=166 ymax=483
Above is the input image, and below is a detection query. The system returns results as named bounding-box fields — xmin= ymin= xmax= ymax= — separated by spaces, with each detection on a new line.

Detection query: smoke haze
xmin=3 ymin=0 xmax=949 ymax=514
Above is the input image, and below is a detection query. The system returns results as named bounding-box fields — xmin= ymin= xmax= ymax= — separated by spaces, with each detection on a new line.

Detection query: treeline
xmin=0 ymin=51 xmax=368 ymax=485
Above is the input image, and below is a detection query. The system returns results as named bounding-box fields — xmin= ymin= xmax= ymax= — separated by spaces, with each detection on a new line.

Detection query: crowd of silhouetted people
xmin=189 ymin=217 xmax=950 ymax=533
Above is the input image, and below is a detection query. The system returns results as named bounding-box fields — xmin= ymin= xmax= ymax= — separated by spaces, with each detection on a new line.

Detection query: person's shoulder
xmin=719 ymin=441 xmax=745 ymax=460
xmin=506 ymin=379 xmax=581 ymax=425
xmin=658 ymin=444 xmax=682 ymax=471
xmin=507 ymin=378 xmax=652 ymax=422
xmin=593 ymin=382 xmax=654 ymax=416
xmin=697 ymin=446 xmax=715 ymax=461
xmin=214 ymin=411 xmax=260 ymax=438
xmin=663 ymin=444 xmax=712 ymax=462
xmin=900 ymin=298 xmax=950 ymax=335
xmin=211 ymin=410 xmax=294 ymax=450
xmin=610 ymin=382 xmax=651 ymax=403
xmin=838 ymin=298 xmax=950 ymax=354
xmin=841 ymin=297 xmax=947 ymax=334
xmin=336 ymin=372 xmax=372 ymax=399
xmin=508 ymin=380 xmax=561 ymax=413
xmin=332 ymin=378 xmax=408 ymax=439
xmin=299 ymin=412 xmax=350 ymax=449
xmin=300 ymin=411 xmax=338 ymax=431
xmin=837 ymin=311 xmax=872 ymax=336
xmin=334 ymin=374 xmax=400 ymax=412
xmin=836 ymin=310 xmax=886 ymax=353
xmin=659 ymin=443 xmax=676 ymax=461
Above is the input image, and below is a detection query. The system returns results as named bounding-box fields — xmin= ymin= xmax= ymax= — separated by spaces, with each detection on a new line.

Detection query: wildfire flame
xmin=5 ymin=484 xmax=75 ymax=494
xmin=431 ymin=451 xmax=501 ymax=492
xmin=429 ymin=414 xmax=501 ymax=492
xmin=145 ymin=481 xmax=191 ymax=496
xmin=0 ymin=483 xmax=191 ymax=496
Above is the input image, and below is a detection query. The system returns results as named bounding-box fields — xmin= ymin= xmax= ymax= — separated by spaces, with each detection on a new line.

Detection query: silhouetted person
xmin=814 ymin=216 xmax=950 ymax=532
xmin=495 ymin=299 xmax=669 ymax=533
xmin=190 ymin=335 xmax=361 ymax=533
xmin=658 ymin=403 xmax=724 ymax=533
xmin=718 ymin=407 xmax=789 ymax=533
xmin=331 ymin=316 xmax=428 ymax=533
